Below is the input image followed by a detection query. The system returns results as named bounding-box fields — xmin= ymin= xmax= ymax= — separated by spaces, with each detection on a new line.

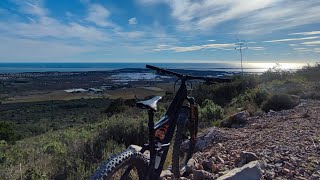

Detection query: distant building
xmin=64 ymin=88 xmax=87 ymax=93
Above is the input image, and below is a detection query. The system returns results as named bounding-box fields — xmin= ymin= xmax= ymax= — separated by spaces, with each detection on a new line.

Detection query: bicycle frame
xmin=138 ymin=77 xmax=195 ymax=179
xmin=120 ymin=65 xmax=230 ymax=180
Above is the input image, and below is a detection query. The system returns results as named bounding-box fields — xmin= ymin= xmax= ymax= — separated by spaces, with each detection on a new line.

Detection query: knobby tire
xmin=90 ymin=146 xmax=148 ymax=180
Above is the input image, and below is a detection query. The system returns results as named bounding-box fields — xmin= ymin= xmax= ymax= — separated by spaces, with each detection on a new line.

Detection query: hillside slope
xmin=174 ymin=99 xmax=320 ymax=179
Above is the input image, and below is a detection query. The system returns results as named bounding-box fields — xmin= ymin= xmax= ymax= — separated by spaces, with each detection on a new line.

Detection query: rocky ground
xmin=161 ymin=99 xmax=320 ymax=179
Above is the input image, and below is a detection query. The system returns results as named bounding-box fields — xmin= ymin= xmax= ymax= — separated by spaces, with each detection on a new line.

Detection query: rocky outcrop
xmin=220 ymin=111 xmax=249 ymax=128
xmin=217 ymin=161 xmax=262 ymax=180
xmin=235 ymin=151 xmax=259 ymax=167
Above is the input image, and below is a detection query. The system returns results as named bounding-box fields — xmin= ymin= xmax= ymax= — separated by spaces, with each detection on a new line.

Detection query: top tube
xmin=146 ymin=64 xmax=231 ymax=83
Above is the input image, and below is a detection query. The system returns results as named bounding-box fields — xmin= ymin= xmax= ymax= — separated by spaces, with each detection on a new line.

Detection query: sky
xmin=0 ymin=0 xmax=319 ymax=64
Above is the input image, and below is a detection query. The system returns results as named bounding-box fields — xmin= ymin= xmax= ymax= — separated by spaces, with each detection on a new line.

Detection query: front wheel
xmin=90 ymin=146 xmax=149 ymax=180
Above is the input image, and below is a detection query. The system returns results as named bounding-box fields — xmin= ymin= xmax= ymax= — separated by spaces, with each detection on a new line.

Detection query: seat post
xmin=147 ymin=109 xmax=156 ymax=179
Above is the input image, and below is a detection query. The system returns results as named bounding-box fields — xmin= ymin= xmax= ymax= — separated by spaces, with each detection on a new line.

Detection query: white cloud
xmin=117 ymin=31 xmax=144 ymax=39
xmin=24 ymin=2 xmax=47 ymax=16
xmin=264 ymin=36 xmax=320 ymax=43
xmin=154 ymin=43 xmax=236 ymax=52
xmin=138 ymin=0 xmax=320 ymax=34
xmin=238 ymin=1 xmax=320 ymax=34
xmin=301 ymin=41 xmax=320 ymax=45
xmin=208 ymin=40 xmax=216 ymax=42
xmin=0 ymin=19 xmax=109 ymax=42
xmin=248 ymin=47 xmax=266 ymax=51
xmin=289 ymin=31 xmax=320 ymax=36
xmin=128 ymin=17 xmax=138 ymax=25
xmin=85 ymin=4 xmax=112 ymax=27
xmin=293 ymin=48 xmax=308 ymax=50
xmin=0 ymin=37 xmax=96 ymax=61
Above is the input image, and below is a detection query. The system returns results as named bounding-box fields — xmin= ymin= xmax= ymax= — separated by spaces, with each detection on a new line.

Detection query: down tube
xmin=154 ymin=82 xmax=188 ymax=178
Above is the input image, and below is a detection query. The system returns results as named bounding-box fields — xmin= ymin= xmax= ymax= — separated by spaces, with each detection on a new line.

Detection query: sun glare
xmin=246 ymin=62 xmax=306 ymax=70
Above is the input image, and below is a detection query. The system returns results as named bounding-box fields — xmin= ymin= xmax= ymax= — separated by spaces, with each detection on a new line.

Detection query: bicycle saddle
xmin=136 ymin=96 xmax=162 ymax=111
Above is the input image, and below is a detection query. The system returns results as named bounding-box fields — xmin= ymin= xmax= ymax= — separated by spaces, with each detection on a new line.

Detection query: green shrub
xmin=43 ymin=141 xmax=66 ymax=155
xmin=103 ymin=115 xmax=148 ymax=147
xmin=253 ymin=89 xmax=269 ymax=106
xmin=104 ymin=98 xmax=128 ymax=116
xmin=199 ymin=99 xmax=224 ymax=126
xmin=0 ymin=122 xmax=19 ymax=144
xmin=225 ymin=88 xmax=269 ymax=115
xmin=24 ymin=168 xmax=42 ymax=180
xmin=193 ymin=75 xmax=259 ymax=106
xmin=297 ymin=63 xmax=320 ymax=81
xmin=260 ymin=64 xmax=293 ymax=82
xmin=262 ymin=94 xmax=297 ymax=112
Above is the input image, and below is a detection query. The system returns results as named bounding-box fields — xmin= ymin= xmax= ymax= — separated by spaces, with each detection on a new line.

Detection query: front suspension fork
xmin=187 ymin=97 xmax=198 ymax=159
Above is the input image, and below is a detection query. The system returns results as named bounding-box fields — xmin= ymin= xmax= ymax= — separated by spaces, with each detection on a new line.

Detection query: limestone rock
xmin=236 ymin=151 xmax=259 ymax=166
xmin=186 ymin=158 xmax=197 ymax=174
xmin=160 ymin=170 xmax=173 ymax=179
xmin=217 ymin=161 xmax=262 ymax=180
xmin=220 ymin=111 xmax=249 ymax=128
xmin=193 ymin=169 xmax=216 ymax=180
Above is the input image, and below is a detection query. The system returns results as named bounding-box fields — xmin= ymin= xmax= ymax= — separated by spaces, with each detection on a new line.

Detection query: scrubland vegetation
xmin=1 ymin=63 xmax=319 ymax=179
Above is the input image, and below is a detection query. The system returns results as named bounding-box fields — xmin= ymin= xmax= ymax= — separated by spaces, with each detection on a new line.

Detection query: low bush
xmin=103 ymin=98 xmax=128 ymax=116
xmin=199 ymin=99 xmax=224 ymax=127
xmin=260 ymin=64 xmax=293 ymax=82
xmin=193 ymin=75 xmax=259 ymax=107
xmin=0 ymin=122 xmax=19 ymax=144
xmin=262 ymin=94 xmax=297 ymax=112
xmin=297 ymin=63 xmax=320 ymax=81
xmin=225 ymin=88 xmax=269 ymax=115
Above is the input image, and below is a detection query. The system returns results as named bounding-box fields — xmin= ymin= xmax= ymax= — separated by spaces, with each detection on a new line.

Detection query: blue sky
xmin=0 ymin=0 xmax=319 ymax=64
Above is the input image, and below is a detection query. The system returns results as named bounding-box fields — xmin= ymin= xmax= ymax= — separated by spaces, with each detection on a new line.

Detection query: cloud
xmin=292 ymin=47 xmax=320 ymax=53
xmin=137 ymin=0 xmax=320 ymax=34
xmin=0 ymin=19 xmax=109 ymax=42
xmin=289 ymin=31 xmax=320 ymax=36
xmin=301 ymin=41 xmax=320 ymax=45
xmin=154 ymin=43 xmax=236 ymax=52
xmin=314 ymin=48 xmax=320 ymax=52
xmin=128 ymin=17 xmax=138 ymax=25
xmin=85 ymin=4 xmax=112 ymax=27
xmin=293 ymin=47 xmax=308 ymax=50
xmin=0 ymin=37 xmax=96 ymax=61
xmin=264 ymin=36 xmax=320 ymax=43
xmin=208 ymin=40 xmax=216 ymax=42
xmin=24 ymin=1 xmax=47 ymax=16
xmin=248 ymin=47 xmax=266 ymax=51
xmin=117 ymin=31 xmax=144 ymax=39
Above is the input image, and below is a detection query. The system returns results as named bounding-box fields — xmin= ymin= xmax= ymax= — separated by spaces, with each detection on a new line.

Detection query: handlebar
xmin=146 ymin=65 xmax=183 ymax=78
xmin=146 ymin=65 xmax=231 ymax=83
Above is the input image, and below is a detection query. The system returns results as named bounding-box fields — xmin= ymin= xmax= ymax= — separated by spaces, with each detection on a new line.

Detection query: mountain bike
xmin=91 ymin=65 xmax=231 ymax=180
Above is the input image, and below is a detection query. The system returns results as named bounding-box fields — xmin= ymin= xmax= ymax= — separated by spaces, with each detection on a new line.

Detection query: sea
xmin=0 ymin=62 xmax=305 ymax=74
